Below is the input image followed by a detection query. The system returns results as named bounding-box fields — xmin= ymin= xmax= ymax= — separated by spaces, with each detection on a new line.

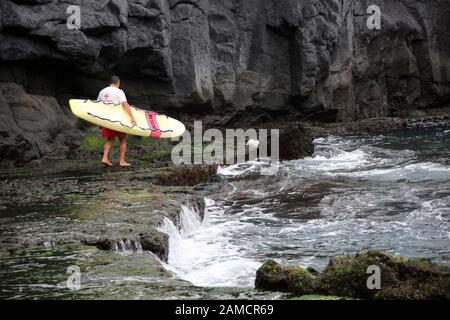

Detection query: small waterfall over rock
xmin=159 ymin=204 xmax=203 ymax=263
xmin=112 ymin=239 xmax=143 ymax=254
xmin=158 ymin=199 xmax=261 ymax=287
xmin=179 ymin=205 xmax=203 ymax=236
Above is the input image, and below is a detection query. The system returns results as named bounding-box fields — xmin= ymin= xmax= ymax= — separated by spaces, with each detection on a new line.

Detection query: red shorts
xmin=101 ymin=127 xmax=126 ymax=139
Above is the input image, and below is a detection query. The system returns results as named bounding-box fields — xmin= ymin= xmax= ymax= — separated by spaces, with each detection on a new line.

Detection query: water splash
xmin=159 ymin=205 xmax=203 ymax=263
xmin=179 ymin=205 xmax=202 ymax=237
xmin=159 ymin=200 xmax=261 ymax=287
xmin=160 ymin=131 xmax=450 ymax=287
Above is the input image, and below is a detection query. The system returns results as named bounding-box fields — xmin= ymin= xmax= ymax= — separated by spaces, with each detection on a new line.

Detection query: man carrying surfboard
xmin=97 ymin=75 xmax=137 ymax=167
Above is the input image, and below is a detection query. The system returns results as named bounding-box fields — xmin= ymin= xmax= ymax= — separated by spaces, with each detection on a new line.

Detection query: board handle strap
xmin=145 ymin=111 xmax=162 ymax=138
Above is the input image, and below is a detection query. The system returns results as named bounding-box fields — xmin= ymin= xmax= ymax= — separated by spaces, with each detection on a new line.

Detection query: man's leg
xmin=102 ymin=138 xmax=114 ymax=166
xmin=119 ymin=136 xmax=130 ymax=166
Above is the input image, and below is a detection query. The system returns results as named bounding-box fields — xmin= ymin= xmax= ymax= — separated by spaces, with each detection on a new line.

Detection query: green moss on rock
xmin=255 ymin=250 xmax=450 ymax=300
xmin=319 ymin=250 xmax=450 ymax=299
xmin=81 ymin=134 xmax=108 ymax=150
xmin=255 ymin=260 xmax=317 ymax=295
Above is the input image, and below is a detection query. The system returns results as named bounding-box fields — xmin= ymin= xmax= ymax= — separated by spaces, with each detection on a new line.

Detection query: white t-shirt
xmin=97 ymin=86 xmax=127 ymax=105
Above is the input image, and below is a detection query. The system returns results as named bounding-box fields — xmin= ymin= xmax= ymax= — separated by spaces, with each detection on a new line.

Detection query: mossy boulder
xmin=255 ymin=250 xmax=450 ymax=300
xmin=319 ymin=250 xmax=450 ymax=300
xmin=255 ymin=260 xmax=317 ymax=295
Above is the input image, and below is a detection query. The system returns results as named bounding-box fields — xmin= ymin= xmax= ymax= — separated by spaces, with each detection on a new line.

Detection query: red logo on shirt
xmin=104 ymin=93 xmax=109 ymax=100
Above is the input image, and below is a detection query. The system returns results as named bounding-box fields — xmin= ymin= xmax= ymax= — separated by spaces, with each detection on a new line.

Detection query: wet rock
xmin=277 ymin=123 xmax=314 ymax=161
xmin=255 ymin=250 xmax=450 ymax=300
xmin=139 ymin=231 xmax=169 ymax=262
xmin=312 ymin=117 xmax=409 ymax=136
xmin=319 ymin=250 xmax=450 ymax=300
xmin=74 ymin=190 xmax=205 ymax=262
xmin=0 ymin=163 xmax=206 ymax=265
xmin=255 ymin=260 xmax=318 ymax=296
xmin=82 ymin=238 xmax=114 ymax=251
xmin=312 ymin=113 xmax=450 ymax=136
xmin=155 ymin=165 xmax=218 ymax=186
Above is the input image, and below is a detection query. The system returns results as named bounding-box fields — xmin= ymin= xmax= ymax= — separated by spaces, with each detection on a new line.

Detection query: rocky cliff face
xmin=1 ymin=0 xmax=449 ymax=162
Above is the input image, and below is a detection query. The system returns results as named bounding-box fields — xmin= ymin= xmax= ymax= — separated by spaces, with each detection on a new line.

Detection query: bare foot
xmin=119 ymin=162 xmax=131 ymax=167
xmin=101 ymin=160 xmax=113 ymax=167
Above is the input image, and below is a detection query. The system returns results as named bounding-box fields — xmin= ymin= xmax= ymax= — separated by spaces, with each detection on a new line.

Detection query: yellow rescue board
xmin=69 ymin=99 xmax=185 ymax=139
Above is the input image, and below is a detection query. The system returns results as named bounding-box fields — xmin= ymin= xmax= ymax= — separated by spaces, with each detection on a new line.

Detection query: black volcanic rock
xmin=0 ymin=0 xmax=449 ymax=162
xmin=0 ymin=82 xmax=74 ymax=163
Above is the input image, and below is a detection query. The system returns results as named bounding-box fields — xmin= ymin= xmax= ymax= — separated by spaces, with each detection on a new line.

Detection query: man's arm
xmin=122 ymin=101 xmax=137 ymax=126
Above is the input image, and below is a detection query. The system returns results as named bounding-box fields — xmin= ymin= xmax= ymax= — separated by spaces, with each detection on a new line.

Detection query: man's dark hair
xmin=110 ymin=75 xmax=120 ymax=85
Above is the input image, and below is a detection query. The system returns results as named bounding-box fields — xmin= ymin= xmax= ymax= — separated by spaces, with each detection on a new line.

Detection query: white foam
xmin=290 ymin=148 xmax=374 ymax=174
xmin=159 ymin=200 xmax=261 ymax=287
xmin=217 ymin=161 xmax=265 ymax=176
xmin=159 ymin=135 xmax=450 ymax=287
xmin=335 ymin=162 xmax=450 ymax=182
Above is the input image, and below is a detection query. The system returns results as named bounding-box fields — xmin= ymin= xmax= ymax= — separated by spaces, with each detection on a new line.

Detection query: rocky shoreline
xmin=1 ymin=126 xmax=450 ymax=299
xmin=3 ymin=103 xmax=450 ymax=168
xmin=0 ymin=156 xmax=215 ymax=296
xmin=0 ymin=162 xmax=215 ymax=256
xmin=1 ymin=0 xmax=450 ymax=300
xmin=311 ymin=109 xmax=450 ymax=137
